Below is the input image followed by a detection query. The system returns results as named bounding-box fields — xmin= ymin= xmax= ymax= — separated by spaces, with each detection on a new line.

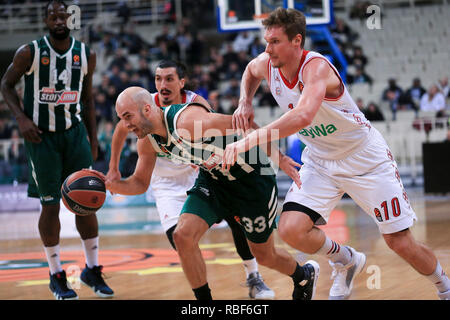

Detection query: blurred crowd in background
xmin=0 ymin=0 xmax=449 ymax=184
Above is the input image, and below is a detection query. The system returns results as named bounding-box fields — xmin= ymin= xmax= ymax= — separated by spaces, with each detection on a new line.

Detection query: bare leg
xmin=383 ymin=229 xmax=437 ymax=275
xmin=279 ymin=210 xmax=365 ymax=300
xmin=75 ymin=213 xmax=99 ymax=240
xmin=38 ymin=203 xmax=61 ymax=247
xmin=247 ymin=233 xmax=297 ymax=276
xmin=173 ymin=213 xmax=210 ymax=289
xmin=278 ymin=211 xmax=326 ymax=254
xmin=248 ymin=232 xmax=320 ymax=300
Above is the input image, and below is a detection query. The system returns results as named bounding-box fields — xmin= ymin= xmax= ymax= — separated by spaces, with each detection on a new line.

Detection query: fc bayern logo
xmin=275 ymin=87 xmax=281 ymax=95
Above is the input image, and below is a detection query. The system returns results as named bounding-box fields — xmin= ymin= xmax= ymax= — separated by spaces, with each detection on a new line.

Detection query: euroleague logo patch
xmin=298 ymin=81 xmax=304 ymax=92
xmin=72 ymin=54 xmax=81 ymax=69
xmin=38 ymin=87 xmax=78 ymax=104
xmin=88 ymin=179 xmax=102 ymax=186
xmin=41 ymin=57 xmax=50 ymax=65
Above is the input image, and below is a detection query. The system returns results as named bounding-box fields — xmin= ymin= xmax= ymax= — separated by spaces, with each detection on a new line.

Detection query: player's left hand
xmin=278 ymin=154 xmax=302 ymax=189
xmin=222 ymin=139 xmax=249 ymax=171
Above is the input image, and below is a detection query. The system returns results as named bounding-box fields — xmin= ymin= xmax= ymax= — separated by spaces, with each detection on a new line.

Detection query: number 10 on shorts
xmin=374 ymin=197 xmax=401 ymax=222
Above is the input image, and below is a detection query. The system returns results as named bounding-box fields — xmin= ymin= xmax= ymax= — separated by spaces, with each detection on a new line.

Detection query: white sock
xmin=316 ymin=237 xmax=352 ymax=265
xmin=426 ymin=261 xmax=450 ymax=293
xmin=296 ymin=251 xmax=309 ymax=264
xmin=81 ymin=236 xmax=99 ymax=268
xmin=44 ymin=245 xmax=63 ymax=275
xmin=243 ymin=258 xmax=258 ymax=278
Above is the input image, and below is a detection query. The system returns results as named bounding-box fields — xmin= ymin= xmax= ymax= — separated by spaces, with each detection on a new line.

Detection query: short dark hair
xmin=44 ymin=0 xmax=68 ymax=18
xmin=156 ymin=60 xmax=186 ymax=79
xmin=262 ymin=7 xmax=306 ymax=48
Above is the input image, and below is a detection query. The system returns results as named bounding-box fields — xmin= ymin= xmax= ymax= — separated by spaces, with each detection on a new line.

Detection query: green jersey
xmin=23 ymin=36 xmax=89 ymax=132
xmin=146 ymin=103 xmax=276 ymax=182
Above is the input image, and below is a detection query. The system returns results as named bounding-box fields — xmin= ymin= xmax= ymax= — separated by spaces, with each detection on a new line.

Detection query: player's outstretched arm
xmin=232 ymin=53 xmax=268 ymax=133
xmin=105 ymin=137 xmax=156 ymax=195
xmin=106 ymin=120 xmax=129 ymax=182
xmin=193 ymin=94 xmax=212 ymax=109
xmin=247 ymin=122 xmax=302 ymax=188
xmin=0 ymin=44 xmax=42 ymax=143
xmin=177 ymin=102 xmax=301 ymax=186
xmin=222 ymin=58 xmax=329 ymax=167
xmin=176 ymin=103 xmax=237 ymax=140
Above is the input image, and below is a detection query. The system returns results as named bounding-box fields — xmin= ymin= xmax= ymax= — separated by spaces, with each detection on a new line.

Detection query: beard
xmin=160 ymin=89 xmax=173 ymax=106
xmin=162 ymin=98 xmax=173 ymax=106
xmin=135 ymin=110 xmax=154 ymax=138
xmin=49 ymin=27 xmax=70 ymax=40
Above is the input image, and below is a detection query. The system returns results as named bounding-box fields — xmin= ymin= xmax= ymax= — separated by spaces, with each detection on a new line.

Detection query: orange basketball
xmin=61 ymin=170 xmax=106 ymax=216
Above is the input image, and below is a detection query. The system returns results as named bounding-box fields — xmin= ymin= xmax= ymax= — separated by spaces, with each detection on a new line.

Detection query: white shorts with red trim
xmin=283 ymin=128 xmax=417 ymax=234
xmin=149 ymin=171 xmax=198 ymax=232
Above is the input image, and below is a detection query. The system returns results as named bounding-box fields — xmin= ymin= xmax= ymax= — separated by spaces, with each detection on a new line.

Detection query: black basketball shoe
xmin=49 ymin=270 xmax=78 ymax=300
xmin=292 ymin=260 xmax=320 ymax=300
xmin=80 ymin=264 xmax=114 ymax=298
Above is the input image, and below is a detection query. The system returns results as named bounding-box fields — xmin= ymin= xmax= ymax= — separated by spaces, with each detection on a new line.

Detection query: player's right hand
xmin=17 ymin=115 xmax=42 ymax=143
xmin=232 ymin=100 xmax=255 ymax=136
xmin=105 ymin=168 xmax=121 ymax=195
xmin=106 ymin=168 xmax=121 ymax=181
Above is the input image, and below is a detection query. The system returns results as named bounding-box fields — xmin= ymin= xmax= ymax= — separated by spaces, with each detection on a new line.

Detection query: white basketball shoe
xmin=328 ymin=247 xmax=366 ymax=300
xmin=438 ymin=289 xmax=450 ymax=300
xmin=246 ymin=272 xmax=275 ymax=300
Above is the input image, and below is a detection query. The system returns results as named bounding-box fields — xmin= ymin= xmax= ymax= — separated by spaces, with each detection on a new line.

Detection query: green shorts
xmin=24 ymin=123 xmax=93 ymax=205
xmin=181 ymin=170 xmax=278 ymax=243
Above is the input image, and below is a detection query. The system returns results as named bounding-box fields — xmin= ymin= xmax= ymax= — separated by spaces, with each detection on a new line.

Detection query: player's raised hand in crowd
xmin=16 ymin=114 xmax=42 ymax=143
xmin=232 ymin=99 xmax=255 ymax=136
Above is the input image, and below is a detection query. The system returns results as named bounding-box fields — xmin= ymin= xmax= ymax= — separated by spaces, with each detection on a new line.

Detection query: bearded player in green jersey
xmin=103 ymin=86 xmax=320 ymax=300
xmin=1 ymin=1 xmax=113 ymax=300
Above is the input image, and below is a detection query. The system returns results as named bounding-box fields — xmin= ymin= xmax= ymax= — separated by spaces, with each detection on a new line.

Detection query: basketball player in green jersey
xmin=105 ymin=86 xmax=320 ymax=300
xmin=107 ymin=60 xmax=275 ymax=299
xmin=0 ymin=1 xmax=113 ymax=300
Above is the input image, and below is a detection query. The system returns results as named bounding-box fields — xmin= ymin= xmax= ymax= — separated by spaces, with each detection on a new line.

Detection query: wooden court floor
xmin=0 ymin=190 xmax=449 ymax=300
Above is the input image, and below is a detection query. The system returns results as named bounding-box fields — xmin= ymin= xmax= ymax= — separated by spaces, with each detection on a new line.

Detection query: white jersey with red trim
xmin=152 ymin=90 xmax=197 ymax=108
xmin=150 ymin=90 xmax=198 ymax=178
xmin=268 ymin=50 xmax=372 ymax=160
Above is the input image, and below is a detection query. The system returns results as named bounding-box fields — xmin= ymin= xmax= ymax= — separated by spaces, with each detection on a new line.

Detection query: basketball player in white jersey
xmin=224 ymin=8 xmax=450 ymax=300
xmin=106 ymin=60 xmax=274 ymax=299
